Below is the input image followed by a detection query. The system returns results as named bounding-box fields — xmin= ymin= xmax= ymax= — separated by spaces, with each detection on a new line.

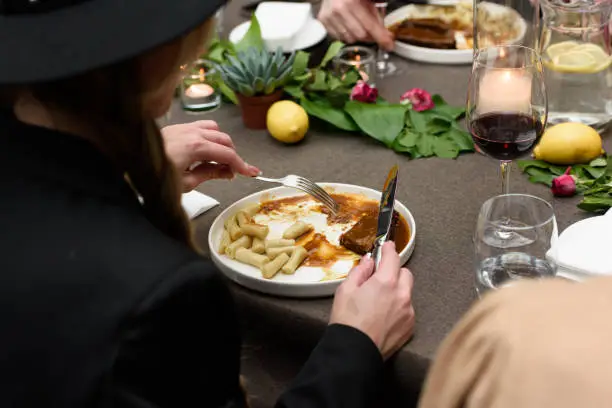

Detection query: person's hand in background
xmin=318 ymin=0 xmax=395 ymax=50
xmin=330 ymin=242 xmax=415 ymax=360
xmin=161 ymin=121 xmax=260 ymax=192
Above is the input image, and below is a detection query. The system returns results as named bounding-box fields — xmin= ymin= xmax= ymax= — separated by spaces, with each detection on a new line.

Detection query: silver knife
xmin=371 ymin=165 xmax=399 ymax=271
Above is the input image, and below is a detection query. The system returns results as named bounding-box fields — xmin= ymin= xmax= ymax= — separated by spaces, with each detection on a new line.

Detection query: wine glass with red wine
xmin=467 ymin=45 xmax=547 ymax=196
xmin=371 ymin=0 xmax=399 ymax=77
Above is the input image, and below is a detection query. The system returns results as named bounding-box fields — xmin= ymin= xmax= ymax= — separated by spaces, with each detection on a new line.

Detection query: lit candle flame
xmin=199 ymin=68 xmax=205 ymax=82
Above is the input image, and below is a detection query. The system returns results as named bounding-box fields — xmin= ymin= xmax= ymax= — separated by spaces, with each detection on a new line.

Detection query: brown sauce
xmin=257 ymin=193 xmax=412 ymax=268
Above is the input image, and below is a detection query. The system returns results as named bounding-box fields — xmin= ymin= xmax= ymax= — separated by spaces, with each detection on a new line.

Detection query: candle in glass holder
xmin=181 ymin=60 xmax=221 ymax=113
xmin=334 ymin=46 xmax=376 ymax=85
xmin=478 ymin=69 xmax=532 ymax=113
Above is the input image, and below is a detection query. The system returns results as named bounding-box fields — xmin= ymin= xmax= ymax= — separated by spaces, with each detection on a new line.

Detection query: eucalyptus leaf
xmin=344 ymin=102 xmax=406 ymax=147
xmin=300 ymin=97 xmax=359 ymax=132
xmin=235 ymin=14 xmax=265 ymax=52
xmin=319 ymin=41 xmax=345 ymax=68
xmin=426 ymin=118 xmax=451 ymax=135
xmin=431 ymin=102 xmax=465 ymax=120
xmin=524 ymin=167 xmax=555 ymax=186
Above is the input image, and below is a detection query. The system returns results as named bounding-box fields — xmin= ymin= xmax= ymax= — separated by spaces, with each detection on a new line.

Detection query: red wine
xmin=470 ymin=113 xmax=544 ymax=161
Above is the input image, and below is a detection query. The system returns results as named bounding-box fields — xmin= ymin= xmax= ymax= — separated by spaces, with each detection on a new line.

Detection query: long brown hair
xmin=3 ymin=23 xmax=218 ymax=249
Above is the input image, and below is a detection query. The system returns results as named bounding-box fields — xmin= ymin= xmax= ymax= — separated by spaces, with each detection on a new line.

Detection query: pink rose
xmin=400 ymin=88 xmax=435 ymax=112
xmin=551 ymin=167 xmax=576 ymax=197
xmin=350 ymin=81 xmax=378 ymax=104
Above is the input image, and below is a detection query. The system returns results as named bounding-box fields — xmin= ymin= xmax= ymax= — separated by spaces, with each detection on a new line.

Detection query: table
xmin=167 ymin=3 xmax=612 ymax=407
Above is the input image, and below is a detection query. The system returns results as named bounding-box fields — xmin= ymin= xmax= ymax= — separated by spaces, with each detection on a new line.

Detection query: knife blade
xmin=371 ymin=165 xmax=399 ymax=271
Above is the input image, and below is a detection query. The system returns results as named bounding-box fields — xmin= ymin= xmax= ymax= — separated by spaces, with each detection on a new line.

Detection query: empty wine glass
xmin=475 ymin=194 xmax=558 ymax=297
xmin=467 ymin=45 xmax=548 ymax=195
xmin=371 ymin=0 xmax=399 ymax=77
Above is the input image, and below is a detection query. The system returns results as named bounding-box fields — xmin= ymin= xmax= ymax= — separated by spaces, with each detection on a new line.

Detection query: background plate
xmin=229 ymin=18 xmax=327 ymax=52
xmin=385 ymin=2 xmax=527 ymax=65
xmin=208 ymin=183 xmax=417 ymax=298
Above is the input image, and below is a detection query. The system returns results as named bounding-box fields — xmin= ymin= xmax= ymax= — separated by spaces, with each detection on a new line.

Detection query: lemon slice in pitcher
xmin=545 ymin=41 xmax=579 ymax=60
xmin=544 ymin=42 xmax=612 ymax=74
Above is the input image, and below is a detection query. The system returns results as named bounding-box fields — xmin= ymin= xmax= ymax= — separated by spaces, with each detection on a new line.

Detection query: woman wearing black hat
xmin=0 ymin=1 xmax=415 ymax=407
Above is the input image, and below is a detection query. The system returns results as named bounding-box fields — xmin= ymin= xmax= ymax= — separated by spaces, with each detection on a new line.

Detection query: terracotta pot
xmin=236 ymin=90 xmax=283 ymax=130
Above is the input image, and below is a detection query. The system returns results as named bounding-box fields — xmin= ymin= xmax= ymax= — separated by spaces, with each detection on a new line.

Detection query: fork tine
xmin=295 ymin=180 xmax=337 ymax=212
xmin=301 ymin=179 xmax=338 ymax=211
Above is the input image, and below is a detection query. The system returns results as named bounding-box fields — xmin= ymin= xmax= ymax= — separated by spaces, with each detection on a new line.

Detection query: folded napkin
xmin=181 ymin=190 xmax=219 ymax=220
xmin=547 ymin=208 xmax=612 ymax=281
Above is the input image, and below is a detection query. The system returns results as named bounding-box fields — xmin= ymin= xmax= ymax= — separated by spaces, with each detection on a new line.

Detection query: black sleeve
xmin=276 ymin=324 xmax=384 ymax=408
xmin=110 ymin=261 xmax=247 ymax=408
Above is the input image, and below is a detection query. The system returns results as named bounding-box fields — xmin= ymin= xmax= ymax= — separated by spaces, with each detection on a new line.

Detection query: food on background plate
xmin=218 ymin=193 xmax=411 ymax=281
xmin=388 ymin=1 xmax=521 ymax=50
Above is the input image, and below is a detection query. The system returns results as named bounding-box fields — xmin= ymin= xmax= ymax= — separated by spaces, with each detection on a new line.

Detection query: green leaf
xmin=344 ymin=102 xmax=406 ymax=146
xmin=589 ymin=157 xmax=607 ymax=167
xmin=427 ymin=118 xmax=451 ymax=135
xmin=300 ymin=96 xmax=359 ymax=132
xmin=319 ymin=41 xmax=345 ymax=68
xmin=517 ymin=160 xmax=566 ymax=176
xmin=416 ymin=133 xmax=435 ymax=157
xmin=524 ymin=167 xmax=555 ymax=186
xmin=396 ymin=128 xmax=419 ymax=148
xmin=327 ymin=76 xmax=343 ymax=91
xmin=432 ymin=94 xmax=447 ymax=105
xmin=284 ymin=85 xmax=304 ymax=99
xmin=292 ymin=51 xmax=310 ymax=77
xmin=341 ymin=70 xmax=360 ymax=87
xmin=433 ymin=137 xmax=460 ymax=159
xmin=578 ymin=195 xmax=612 ymax=213
xmin=308 ymin=70 xmax=329 ymax=91
xmin=446 ymin=126 xmax=474 ymax=152
xmin=431 ymin=101 xmax=465 ymax=120
xmin=583 ymin=166 xmax=606 ymax=179
xmin=235 ymin=14 xmax=265 ymax=52
xmin=407 ymin=110 xmax=428 ymax=133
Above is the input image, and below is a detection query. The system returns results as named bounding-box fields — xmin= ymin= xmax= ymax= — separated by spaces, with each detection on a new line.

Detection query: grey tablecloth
xmin=167 ymin=2 xmax=612 ymax=407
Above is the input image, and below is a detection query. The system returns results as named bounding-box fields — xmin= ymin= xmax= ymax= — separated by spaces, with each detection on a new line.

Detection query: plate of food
xmin=385 ymin=0 xmax=527 ymax=64
xmin=208 ymin=183 xmax=416 ymax=298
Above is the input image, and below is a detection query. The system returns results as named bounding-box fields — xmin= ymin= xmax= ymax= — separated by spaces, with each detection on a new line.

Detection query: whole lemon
xmin=266 ymin=100 xmax=309 ymax=144
xmin=533 ymin=122 xmax=603 ymax=165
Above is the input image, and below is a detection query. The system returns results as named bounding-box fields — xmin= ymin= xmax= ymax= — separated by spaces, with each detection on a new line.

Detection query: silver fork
xmin=255 ymin=174 xmax=340 ymax=214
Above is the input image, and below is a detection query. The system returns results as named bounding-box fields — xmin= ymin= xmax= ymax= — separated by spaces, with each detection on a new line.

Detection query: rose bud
xmin=552 ymin=166 xmax=576 ymax=197
xmin=400 ymin=88 xmax=435 ymax=112
xmin=350 ymin=81 xmax=378 ymax=104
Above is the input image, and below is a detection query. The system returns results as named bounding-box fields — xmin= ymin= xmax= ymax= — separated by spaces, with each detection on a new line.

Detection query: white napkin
xmin=547 ymin=208 xmax=612 ymax=281
xmin=181 ymin=190 xmax=219 ymax=219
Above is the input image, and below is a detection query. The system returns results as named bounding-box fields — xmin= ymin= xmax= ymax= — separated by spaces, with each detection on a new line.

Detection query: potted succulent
xmin=215 ymin=47 xmax=295 ymax=129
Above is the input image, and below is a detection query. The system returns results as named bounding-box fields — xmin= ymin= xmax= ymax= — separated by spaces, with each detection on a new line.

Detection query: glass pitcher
xmin=538 ymin=0 xmax=612 ymax=131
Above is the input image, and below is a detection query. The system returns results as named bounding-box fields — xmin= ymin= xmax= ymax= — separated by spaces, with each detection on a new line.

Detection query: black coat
xmin=0 ymin=110 xmax=383 ymax=408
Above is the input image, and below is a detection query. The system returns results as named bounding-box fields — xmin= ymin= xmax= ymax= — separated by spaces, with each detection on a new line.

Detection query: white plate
xmin=385 ymin=2 xmax=527 ymax=65
xmin=229 ymin=18 xmax=327 ymax=52
xmin=208 ymin=183 xmax=417 ymax=298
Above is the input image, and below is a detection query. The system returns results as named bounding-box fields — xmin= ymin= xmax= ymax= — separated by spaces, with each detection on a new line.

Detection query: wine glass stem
xmin=500 ymin=160 xmax=511 ymax=195
xmin=375 ymin=3 xmax=388 ymax=71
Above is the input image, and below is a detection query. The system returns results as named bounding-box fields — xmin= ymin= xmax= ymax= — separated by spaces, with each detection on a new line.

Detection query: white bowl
xmin=208 ymin=183 xmax=417 ymax=298
xmin=385 ymin=2 xmax=527 ymax=65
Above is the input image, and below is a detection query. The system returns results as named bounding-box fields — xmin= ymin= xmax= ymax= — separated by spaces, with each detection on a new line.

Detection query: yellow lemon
xmin=543 ymin=41 xmax=612 ymax=74
xmin=533 ymin=122 xmax=603 ymax=165
xmin=266 ymin=100 xmax=309 ymax=144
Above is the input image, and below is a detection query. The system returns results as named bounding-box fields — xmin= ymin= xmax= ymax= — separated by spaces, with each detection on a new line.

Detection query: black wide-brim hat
xmin=0 ymin=0 xmax=226 ymax=84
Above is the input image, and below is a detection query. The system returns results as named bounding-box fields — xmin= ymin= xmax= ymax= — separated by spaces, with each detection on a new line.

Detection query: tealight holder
xmin=180 ymin=59 xmax=221 ymax=113
xmin=333 ymin=46 xmax=376 ymax=86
